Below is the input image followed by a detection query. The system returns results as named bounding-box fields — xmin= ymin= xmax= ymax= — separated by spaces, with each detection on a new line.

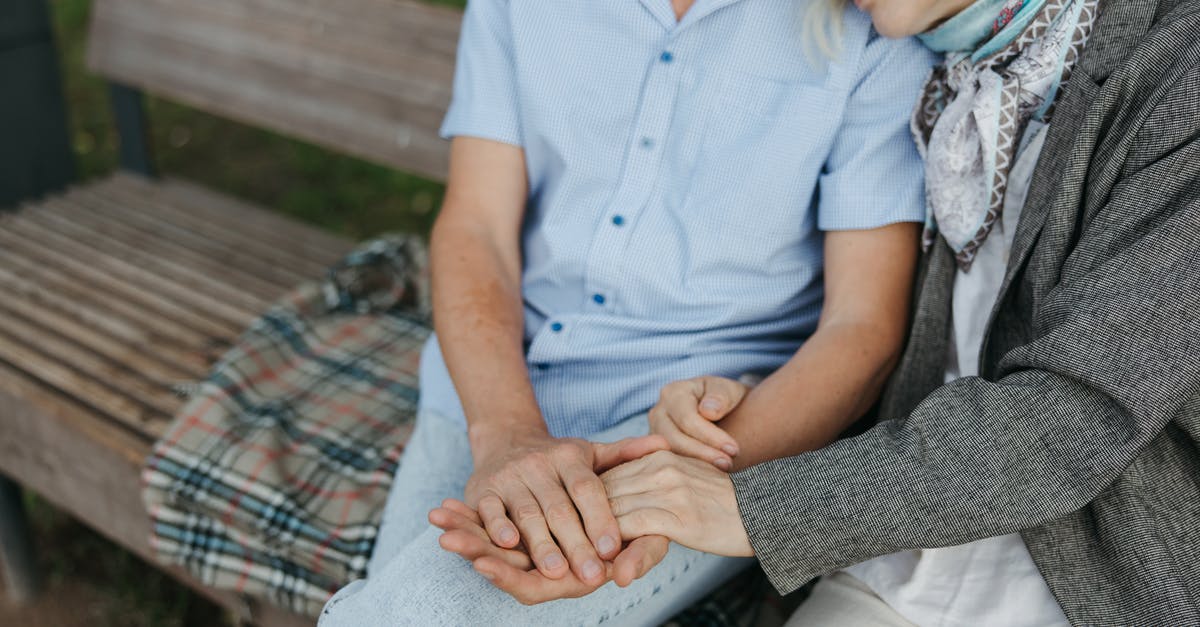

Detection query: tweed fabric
xmin=732 ymin=0 xmax=1200 ymax=624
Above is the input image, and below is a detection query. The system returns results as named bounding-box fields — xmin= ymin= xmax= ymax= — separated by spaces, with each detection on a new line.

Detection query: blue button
xmin=592 ymin=293 xmax=606 ymax=305
xmin=612 ymin=215 xmax=625 ymax=226
xmin=660 ymin=51 xmax=674 ymax=63
xmin=640 ymin=137 xmax=655 ymax=149
xmin=534 ymin=363 xmax=551 ymax=371
xmin=550 ymin=322 xmax=564 ymax=332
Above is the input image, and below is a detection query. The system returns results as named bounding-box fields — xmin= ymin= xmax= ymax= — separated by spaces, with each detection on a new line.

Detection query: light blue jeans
xmin=319 ymin=408 xmax=753 ymax=626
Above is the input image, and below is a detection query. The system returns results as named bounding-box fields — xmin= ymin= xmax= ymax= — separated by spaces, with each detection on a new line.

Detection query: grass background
xmin=5 ymin=0 xmax=462 ymax=623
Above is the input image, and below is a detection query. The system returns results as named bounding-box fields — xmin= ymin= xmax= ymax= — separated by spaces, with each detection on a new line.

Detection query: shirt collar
xmin=638 ymin=0 xmax=748 ymax=32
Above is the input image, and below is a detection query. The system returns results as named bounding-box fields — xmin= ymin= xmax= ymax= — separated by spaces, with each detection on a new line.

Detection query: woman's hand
xmin=649 ymin=376 xmax=750 ymax=470
xmin=602 ymin=450 xmax=754 ymax=557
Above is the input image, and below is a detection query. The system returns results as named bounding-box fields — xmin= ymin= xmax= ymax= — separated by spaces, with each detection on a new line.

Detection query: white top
xmin=843 ymin=123 xmax=1069 ymax=627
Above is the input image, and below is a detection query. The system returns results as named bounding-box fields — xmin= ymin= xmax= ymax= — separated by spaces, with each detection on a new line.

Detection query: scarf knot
xmin=912 ymin=0 xmax=1099 ymax=270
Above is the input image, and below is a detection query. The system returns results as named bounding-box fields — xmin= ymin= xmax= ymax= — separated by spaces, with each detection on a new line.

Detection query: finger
xmin=694 ymin=376 xmax=750 ymax=422
xmin=478 ymin=494 xmax=520 ymax=549
xmin=503 ymin=483 xmax=571 ymax=580
xmin=612 ymin=535 xmax=670 ymax=587
xmin=591 ymin=435 xmax=670 ymax=473
xmin=608 ymin=492 xmax=670 ymax=519
xmin=654 ymin=415 xmax=732 ymax=470
xmin=558 ymin=464 xmax=622 ymax=561
xmin=598 ymin=453 xmax=660 ymax=494
xmin=441 ymin=498 xmax=482 ymax=525
xmin=600 ymin=450 xmax=677 ymax=497
xmin=665 ymin=389 xmax=739 ymax=458
xmin=473 ymin=556 xmax=606 ymax=606
xmin=524 ymin=467 xmax=605 ymax=586
xmin=428 ymin=506 xmax=490 ymax=535
xmin=439 ymin=529 xmax=534 ymax=570
xmin=614 ymin=508 xmax=677 ymax=542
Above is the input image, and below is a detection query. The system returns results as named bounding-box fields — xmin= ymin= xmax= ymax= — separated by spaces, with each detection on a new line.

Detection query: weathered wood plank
xmin=12 ymin=199 xmax=291 ymax=303
xmin=91 ymin=181 xmax=336 ymax=280
xmin=0 ymin=323 xmax=170 ymax=434
xmin=0 ymin=209 xmax=262 ymax=329
xmin=0 ymin=363 xmax=311 ymax=627
xmin=0 ymin=293 xmax=202 ymax=384
xmin=0 ymin=243 xmax=223 ymax=357
xmin=87 ymin=0 xmax=459 ymax=180
xmin=0 ymin=305 xmax=182 ymax=421
xmin=0 ymin=252 xmax=216 ymax=377
xmin=0 ymin=221 xmax=247 ymax=339
xmin=114 ymin=173 xmax=354 ymax=262
xmin=50 ymin=191 xmax=322 ymax=287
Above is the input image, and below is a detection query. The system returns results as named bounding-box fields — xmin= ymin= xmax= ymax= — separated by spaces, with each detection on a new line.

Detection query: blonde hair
xmin=802 ymin=0 xmax=848 ymax=61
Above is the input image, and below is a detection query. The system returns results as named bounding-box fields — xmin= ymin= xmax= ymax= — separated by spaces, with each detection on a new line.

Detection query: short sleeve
xmin=439 ymin=0 xmax=523 ymax=146
xmin=817 ymin=33 xmax=937 ymax=231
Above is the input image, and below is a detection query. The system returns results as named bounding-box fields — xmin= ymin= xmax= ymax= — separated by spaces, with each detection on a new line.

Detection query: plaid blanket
xmin=142 ymin=235 xmax=771 ymax=623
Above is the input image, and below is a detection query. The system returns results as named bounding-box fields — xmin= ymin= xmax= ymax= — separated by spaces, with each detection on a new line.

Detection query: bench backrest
xmin=86 ymin=0 xmax=462 ymax=181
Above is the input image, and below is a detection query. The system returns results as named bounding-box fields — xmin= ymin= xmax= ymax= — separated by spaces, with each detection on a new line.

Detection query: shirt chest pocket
xmin=675 ymin=70 xmax=836 ymax=238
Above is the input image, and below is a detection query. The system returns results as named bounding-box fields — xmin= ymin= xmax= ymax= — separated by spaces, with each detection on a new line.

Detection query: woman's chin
xmin=868 ymin=16 xmax=924 ymax=39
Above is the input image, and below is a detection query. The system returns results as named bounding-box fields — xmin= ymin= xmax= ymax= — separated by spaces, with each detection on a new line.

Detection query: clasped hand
xmin=435 ymin=377 xmax=756 ymax=604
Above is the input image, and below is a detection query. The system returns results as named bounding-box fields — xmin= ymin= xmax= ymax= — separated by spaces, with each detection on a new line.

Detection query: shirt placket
xmin=579 ymin=34 xmax=688 ymax=315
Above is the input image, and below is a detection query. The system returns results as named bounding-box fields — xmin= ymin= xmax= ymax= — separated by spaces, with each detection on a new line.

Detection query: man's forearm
xmin=430 ymin=218 xmax=547 ymax=459
xmin=721 ymin=320 xmax=902 ymax=469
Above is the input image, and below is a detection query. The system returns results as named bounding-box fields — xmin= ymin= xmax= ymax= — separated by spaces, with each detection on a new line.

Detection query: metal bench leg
xmin=0 ymin=474 xmax=39 ymax=603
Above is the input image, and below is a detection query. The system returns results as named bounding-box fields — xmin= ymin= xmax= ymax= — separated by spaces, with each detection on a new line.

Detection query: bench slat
xmin=1 ymin=207 xmax=263 ymax=329
xmin=0 ymin=363 xmax=310 ymax=627
xmin=0 ymin=293 xmax=202 ymax=384
xmin=94 ymin=179 xmax=338 ymax=280
xmin=0 ymin=242 xmax=224 ymax=356
xmin=0 ymin=324 xmax=170 ymax=434
xmin=117 ymin=174 xmax=354 ymax=262
xmin=0 ymin=219 xmax=248 ymax=339
xmin=0 ymin=306 xmax=181 ymax=424
xmin=0 ymin=259 xmax=213 ymax=377
xmin=18 ymin=197 xmax=293 ymax=303
xmin=53 ymin=190 xmax=323 ymax=288
xmin=87 ymin=0 xmax=460 ymax=180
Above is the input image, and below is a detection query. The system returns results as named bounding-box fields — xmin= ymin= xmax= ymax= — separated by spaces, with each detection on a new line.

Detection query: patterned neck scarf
xmin=912 ymin=0 xmax=1099 ymax=270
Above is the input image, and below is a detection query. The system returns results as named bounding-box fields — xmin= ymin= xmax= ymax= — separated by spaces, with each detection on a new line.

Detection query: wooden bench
xmin=0 ymin=0 xmax=461 ymax=623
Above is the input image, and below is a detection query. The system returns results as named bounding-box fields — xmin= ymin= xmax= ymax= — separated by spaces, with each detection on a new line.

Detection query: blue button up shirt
xmin=420 ymin=0 xmax=937 ymax=438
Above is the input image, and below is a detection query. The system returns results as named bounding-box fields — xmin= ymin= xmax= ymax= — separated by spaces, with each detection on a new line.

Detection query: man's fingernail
xmin=700 ymin=398 xmax=722 ymax=412
xmin=544 ymin=553 xmax=565 ymax=570
xmin=721 ymin=443 xmax=739 ymax=457
xmin=477 ymin=567 xmax=496 ymax=581
xmin=597 ymin=535 xmax=617 ymax=555
xmin=714 ymin=457 xmax=732 ymax=470
xmin=582 ymin=560 xmax=602 ymax=580
xmin=498 ymin=527 xmax=516 ymax=544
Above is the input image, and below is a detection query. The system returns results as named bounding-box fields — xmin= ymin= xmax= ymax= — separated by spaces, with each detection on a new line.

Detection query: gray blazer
xmin=730 ymin=0 xmax=1200 ymax=623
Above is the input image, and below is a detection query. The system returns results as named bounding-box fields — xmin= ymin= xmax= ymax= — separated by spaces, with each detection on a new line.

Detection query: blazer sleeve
xmin=732 ymin=41 xmax=1200 ymax=595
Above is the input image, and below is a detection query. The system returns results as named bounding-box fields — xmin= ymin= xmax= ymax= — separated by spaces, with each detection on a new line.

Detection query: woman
xmin=319 ymin=0 xmax=939 ymax=624
xmin=435 ymin=0 xmax=1200 ymax=624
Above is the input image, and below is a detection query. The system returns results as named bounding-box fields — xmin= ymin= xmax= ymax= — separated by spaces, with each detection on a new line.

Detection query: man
xmin=319 ymin=0 xmax=937 ymax=624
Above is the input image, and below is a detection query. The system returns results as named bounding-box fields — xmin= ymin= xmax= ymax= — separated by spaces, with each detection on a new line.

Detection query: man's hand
xmin=430 ymin=498 xmax=669 ymax=604
xmin=649 ymin=377 xmax=750 ymax=470
xmin=464 ymin=432 xmax=668 ymax=586
xmin=602 ymin=450 xmax=755 ymax=557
